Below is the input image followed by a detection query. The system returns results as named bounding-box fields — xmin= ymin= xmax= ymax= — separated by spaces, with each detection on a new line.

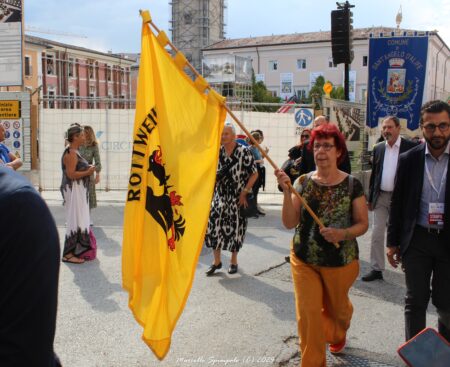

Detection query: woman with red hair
xmin=275 ymin=123 xmax=368 ymax=366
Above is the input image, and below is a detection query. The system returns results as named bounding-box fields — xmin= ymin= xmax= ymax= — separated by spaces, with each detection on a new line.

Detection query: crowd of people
xmin=1 ymin=99 xmax=449 ymax=366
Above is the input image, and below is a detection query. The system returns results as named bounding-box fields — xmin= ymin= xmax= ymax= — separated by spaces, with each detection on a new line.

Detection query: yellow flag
xmin=122 ymin=15 xmax=226 ymax=360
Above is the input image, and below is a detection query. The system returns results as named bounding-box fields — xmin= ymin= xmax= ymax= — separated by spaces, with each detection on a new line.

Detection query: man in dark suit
xmin=362 ymin=116 xmax=418 ymax=281
xmin=298 ymin=115 xmax=352 ymax=176
xmin=387 ymin=100 xmax=450 ymax=342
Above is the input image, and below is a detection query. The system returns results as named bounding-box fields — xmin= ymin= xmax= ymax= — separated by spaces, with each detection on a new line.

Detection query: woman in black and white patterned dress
xmin=204 ymin=124 xmax=258 ymax=275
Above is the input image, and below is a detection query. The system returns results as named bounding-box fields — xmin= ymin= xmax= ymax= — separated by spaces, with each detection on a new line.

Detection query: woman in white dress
xmin=60 ymin=124 xmax=96 ymax=264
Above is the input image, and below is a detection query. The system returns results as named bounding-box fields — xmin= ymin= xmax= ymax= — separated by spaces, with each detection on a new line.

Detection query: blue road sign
xmin=295 ymin=108 xmax=314 ymax=126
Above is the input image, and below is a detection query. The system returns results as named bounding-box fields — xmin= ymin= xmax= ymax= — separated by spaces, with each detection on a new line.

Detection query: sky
xmin=25 ymin=0 xmax=450 ymax=53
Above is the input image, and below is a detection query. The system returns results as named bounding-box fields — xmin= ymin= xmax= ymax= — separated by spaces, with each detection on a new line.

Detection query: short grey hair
xmin=314 ymin=115 xmax=327 ymax=122
xmin=383 ymin=116 xmax=400 ymax=127
xmin=224 ymin=122 xmax=236 ymax=134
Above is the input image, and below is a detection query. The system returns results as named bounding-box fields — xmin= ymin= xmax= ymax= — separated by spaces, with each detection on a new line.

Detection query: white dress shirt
xmin=380 ymin=136 xmax=401 ymax=192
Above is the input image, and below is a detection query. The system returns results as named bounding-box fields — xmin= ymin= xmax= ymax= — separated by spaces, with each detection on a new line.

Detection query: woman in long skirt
xmin=61 ymin=124 xmax=96 ymax=264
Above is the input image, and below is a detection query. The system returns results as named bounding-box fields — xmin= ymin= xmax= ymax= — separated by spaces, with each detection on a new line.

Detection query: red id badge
xmin=428 ymin=203 xmax=444 ymax=226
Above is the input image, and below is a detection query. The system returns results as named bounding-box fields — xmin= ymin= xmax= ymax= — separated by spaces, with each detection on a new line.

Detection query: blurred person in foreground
xmin=204 ymin=123 xmax=258 ymax=275
xmin=275 ymin=124 xmax=368 ymax=366
xmin=0 ymin=167 xmax=61 ymax=366
xmin=387 ymin=100 xmax=450 ymax=342
xmin=0 ymin=122 xmax=22 ymax=170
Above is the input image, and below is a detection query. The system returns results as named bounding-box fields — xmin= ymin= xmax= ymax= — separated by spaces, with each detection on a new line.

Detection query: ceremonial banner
xmin=122 ymin=14 xmax=226 ymax=360
xmin=367 ymin=37 xmax=428 ymax=131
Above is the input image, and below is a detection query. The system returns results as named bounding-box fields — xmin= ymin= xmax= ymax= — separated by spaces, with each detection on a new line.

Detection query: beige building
xmin=203 ymin=27 xmax=450 ymax=104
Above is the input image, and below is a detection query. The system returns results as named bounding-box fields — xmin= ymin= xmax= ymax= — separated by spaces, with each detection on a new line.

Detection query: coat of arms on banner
xmin=374 ymin=55 xmax=415 ymax=115
xmin=387 ymin=58 xmax=406 ymax=93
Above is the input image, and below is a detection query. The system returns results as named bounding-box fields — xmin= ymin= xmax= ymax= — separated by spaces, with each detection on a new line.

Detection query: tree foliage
xmin=308 ymin=76 xmax=325 ymax=110
xmin=308 ymin=76 xmax=345 ymax=109
xmin=331 ymin=86 xmax=345 ymax=100
xmin=251 ymin=70 xmax=280 ymax=112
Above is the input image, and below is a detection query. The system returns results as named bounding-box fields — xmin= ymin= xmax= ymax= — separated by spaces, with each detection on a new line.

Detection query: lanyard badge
xmin=425 ymin=160 xmax=447 ymax=226
xmin=428 ymin=203 xmax=445 ymax=226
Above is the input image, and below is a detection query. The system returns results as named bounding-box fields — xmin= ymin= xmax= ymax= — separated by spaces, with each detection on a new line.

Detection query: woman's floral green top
xmin=292 ymin=174 xmax=365 ymax=267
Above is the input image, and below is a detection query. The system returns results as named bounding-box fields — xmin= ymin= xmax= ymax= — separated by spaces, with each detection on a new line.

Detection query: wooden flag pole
xmin=140 ymin=10 xmax=339 ymax=248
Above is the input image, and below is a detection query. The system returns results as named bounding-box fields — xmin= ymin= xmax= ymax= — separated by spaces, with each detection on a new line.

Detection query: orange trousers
xmin=290 ymin=250 xmax=359 ymax=367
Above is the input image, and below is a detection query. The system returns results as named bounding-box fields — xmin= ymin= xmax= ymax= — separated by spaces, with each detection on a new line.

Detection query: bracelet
xmin=243 ymin=187 xmax=251 ymax=193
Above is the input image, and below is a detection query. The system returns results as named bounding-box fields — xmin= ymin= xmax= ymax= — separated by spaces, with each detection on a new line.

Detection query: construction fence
xmin=37 ymin=97 xmax=371 ymax=193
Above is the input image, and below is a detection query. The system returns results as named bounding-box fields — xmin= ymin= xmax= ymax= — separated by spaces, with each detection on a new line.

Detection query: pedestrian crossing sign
xmin=294 ymin=108 xmax=314 ymax=127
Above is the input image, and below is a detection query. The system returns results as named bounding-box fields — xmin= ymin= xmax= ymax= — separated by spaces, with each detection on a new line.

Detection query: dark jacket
xmin=298 ymin=140 xmax=352 ymax=176
xmin=288 ymin=145 xmax=303 ymax=160
xmin=368 ymin=138 xmax=418 ymax=207
xmin=387 ymin=144 xmax=450 ymax=254
xmin=0 ymin=168 xmax=61 ymax=367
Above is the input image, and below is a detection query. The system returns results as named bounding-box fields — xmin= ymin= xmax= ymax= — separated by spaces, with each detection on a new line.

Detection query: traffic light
xmin=331 ymin=8 xmax=354 ymax=64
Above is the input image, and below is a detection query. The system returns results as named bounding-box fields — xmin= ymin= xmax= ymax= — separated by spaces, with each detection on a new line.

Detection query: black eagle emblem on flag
xmin=145 ymin=147 xmax=186 ymax=250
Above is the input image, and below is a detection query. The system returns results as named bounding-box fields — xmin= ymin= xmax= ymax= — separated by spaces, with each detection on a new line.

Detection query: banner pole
xmin=140 ymin=11 xmax=339 ymax=248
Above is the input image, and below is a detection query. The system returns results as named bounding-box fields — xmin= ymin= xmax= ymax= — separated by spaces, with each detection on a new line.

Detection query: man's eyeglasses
xmin=313 ymin=143 xmax=335 ymax=151
xmin=301 ymin=134 xmax=310 ymax=139
xmin=422 ymin=122 xmax=450 ymax=133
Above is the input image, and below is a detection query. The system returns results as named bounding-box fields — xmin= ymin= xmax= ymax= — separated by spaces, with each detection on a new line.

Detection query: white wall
xmin=39 ymin=108 xmax=304 ymax=193
xmin=39 ymin=109 xmax=134 ymax=190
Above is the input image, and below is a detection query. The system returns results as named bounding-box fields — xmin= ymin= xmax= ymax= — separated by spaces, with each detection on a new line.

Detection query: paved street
xmin=43 ymin=191 xmax=437 ymax=367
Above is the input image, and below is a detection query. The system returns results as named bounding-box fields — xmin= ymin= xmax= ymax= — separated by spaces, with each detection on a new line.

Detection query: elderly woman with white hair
xmin=204 ymin=123 xmax=259 ymax=275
